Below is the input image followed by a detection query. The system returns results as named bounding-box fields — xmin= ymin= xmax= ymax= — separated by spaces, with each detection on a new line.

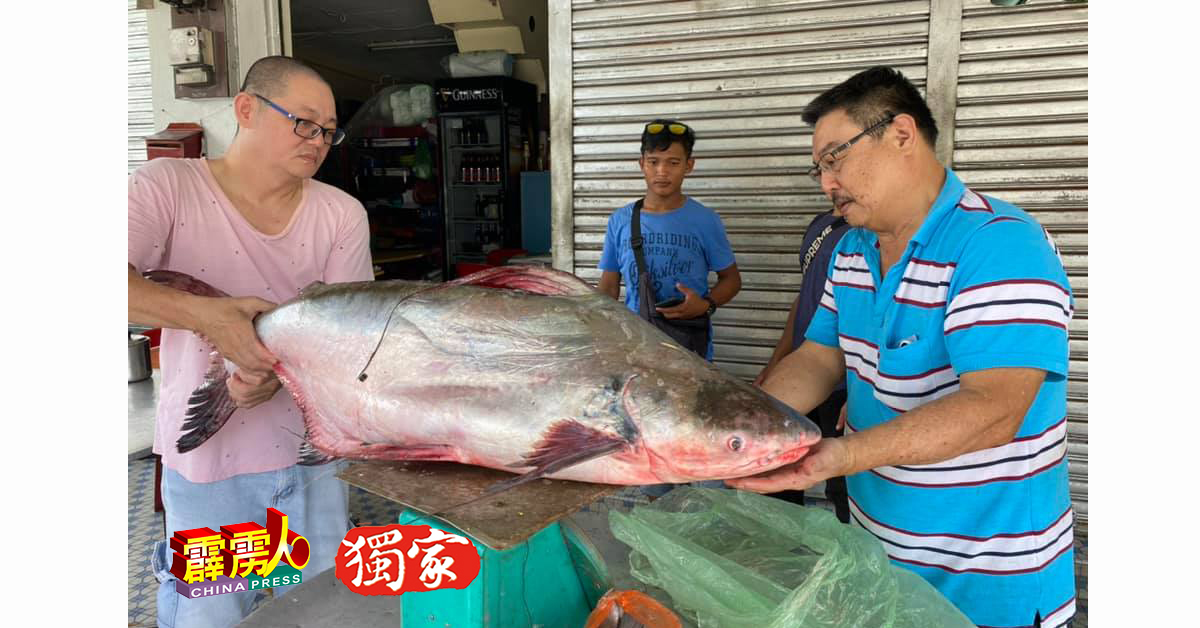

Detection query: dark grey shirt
xmin=791 ymin=210 xmax=850 ymax=350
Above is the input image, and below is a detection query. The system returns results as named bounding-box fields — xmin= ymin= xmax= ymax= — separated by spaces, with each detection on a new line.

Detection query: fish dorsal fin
xmin=298 ymin=280 xmax=326 ymax=298
xmin=144 ymin=270 xmax=230 ymax=298
xmin=448 ymin=265 xmax=597 ymax=296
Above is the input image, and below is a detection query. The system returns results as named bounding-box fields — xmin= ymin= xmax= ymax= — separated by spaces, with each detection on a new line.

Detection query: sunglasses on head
xmin=644 ymin=122 xmax=690 ymax=136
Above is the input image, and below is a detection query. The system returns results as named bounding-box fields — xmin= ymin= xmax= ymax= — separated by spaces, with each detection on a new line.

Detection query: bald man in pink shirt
xmin=129 ymin=56 xmax=372 ymax=628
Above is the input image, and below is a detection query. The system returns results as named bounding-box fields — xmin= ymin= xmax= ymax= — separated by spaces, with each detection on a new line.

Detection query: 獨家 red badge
xmin=335 ymin=525 xmax=481 ymax=596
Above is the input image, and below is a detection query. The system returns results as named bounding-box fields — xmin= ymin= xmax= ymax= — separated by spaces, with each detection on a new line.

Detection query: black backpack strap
xmin=629 ymin=199 xmax=655 ymax=320
xmin=630 ymin=199 xmax=648 ymax=278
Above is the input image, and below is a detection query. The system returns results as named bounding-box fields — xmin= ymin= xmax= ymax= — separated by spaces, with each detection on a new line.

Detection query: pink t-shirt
xmin=129 ymin=158 xmax=374 ymax=483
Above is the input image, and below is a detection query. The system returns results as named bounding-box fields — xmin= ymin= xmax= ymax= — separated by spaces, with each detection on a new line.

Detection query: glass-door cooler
xmin=435 ymin=77 xmax=537 ymax=278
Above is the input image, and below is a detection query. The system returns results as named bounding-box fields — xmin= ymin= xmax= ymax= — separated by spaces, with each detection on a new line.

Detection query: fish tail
xmin=147 ymin=271 xmax=241 ymax=453
xmin=175 ymin=353 xmax=235 ymax=453
xmin=143 ymin=270 xmax=230 ymax=298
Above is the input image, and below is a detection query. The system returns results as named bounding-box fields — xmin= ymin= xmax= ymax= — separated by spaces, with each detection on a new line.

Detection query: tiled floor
xmin=128 ymin=457 xmax=160 ymax=628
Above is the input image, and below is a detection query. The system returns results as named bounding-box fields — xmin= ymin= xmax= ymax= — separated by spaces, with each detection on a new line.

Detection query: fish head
xmin=619 ymin=362 xmax=824 ymax=483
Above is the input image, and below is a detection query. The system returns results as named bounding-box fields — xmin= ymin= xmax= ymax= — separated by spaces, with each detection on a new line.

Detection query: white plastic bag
xmin=444 ymin=50 xmax=514 ymax=78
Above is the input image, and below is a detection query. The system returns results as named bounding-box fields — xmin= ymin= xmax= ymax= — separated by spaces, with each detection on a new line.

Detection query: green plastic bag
xmin=609 ymin=487 xmax=973 ymax=628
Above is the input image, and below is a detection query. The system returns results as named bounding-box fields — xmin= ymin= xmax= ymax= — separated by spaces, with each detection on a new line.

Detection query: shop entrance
xmin=288 ymin=0 xmax=550 ymax=281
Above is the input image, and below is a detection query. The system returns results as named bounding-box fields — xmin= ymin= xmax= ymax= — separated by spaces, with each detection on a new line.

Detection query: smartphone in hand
xmin=655 ymin=296 xmax=685 ymax=309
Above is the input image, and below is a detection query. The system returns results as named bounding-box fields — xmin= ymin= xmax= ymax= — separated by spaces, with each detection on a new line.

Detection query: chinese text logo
xmin=335 ymin=524 xmax=481 ymax=595
xmin=169 ymin=507 xmax=309 ymax=599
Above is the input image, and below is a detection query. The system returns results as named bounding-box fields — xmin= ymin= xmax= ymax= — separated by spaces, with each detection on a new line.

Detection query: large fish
xmin=149 ymin=266 xmax=821 ymax=488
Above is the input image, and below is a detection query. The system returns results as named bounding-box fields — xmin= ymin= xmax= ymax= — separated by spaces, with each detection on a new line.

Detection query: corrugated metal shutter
xmin=128 ymin=0 xmax=153 ymax=173
xmin=568 ymin=0 xmax=933 ymax=379
xmin=952 ymin=0 xmax=1088 ymax=525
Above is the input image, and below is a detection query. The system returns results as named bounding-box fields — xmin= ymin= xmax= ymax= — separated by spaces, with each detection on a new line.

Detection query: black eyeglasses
xmin=253 ymin=94 xmax=346 ymax=146
xmin=644 ymin=121 xmax=690 ymax=136
xmin=806 ymin=112 xmax=896 ymax=182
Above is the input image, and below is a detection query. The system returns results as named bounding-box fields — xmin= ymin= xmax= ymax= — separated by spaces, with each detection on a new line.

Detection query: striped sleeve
xmin=943 ymin=217 xmax=1073 ymax=379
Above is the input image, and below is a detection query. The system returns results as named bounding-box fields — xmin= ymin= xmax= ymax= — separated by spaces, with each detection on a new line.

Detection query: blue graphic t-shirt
xmin=598 ymin=197 xmax=736 ymax=358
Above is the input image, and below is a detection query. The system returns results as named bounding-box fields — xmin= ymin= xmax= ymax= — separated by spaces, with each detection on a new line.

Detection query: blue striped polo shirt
xmin=805 ymin=169 xmax=1076 ymax=628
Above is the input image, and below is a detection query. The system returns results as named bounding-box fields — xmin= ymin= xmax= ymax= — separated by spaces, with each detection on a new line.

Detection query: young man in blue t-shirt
xmin=597 ymin=119 xmax=742 ymax=361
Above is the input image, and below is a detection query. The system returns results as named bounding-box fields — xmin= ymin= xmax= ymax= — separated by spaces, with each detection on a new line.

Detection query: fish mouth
xmin=642 ymin=442 xmax=814 ymax=483
xmin=732 ymin=443 xmax=814 ymax=478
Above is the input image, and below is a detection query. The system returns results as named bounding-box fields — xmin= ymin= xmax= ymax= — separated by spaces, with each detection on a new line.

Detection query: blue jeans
xmin=151 ymin=462 xmax=350 ymax=628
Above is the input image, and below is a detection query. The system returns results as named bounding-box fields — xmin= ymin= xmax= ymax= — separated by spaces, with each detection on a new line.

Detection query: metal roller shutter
xmin=952 ymin=0 xmax=1088 ymax=525
xmin=128 ymin=0 xmax=153 ymax=173
xmin=565 ymin=0 xmax=933 ymax=381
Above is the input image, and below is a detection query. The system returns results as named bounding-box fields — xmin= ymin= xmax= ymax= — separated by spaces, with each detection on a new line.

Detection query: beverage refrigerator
xmin=435 ymin=77 xmax=539 ymax=278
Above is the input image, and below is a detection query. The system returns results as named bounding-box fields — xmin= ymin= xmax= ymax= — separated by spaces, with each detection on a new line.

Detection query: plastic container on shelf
xmin=443 ymin=50 xmax=514 ymax=78
xmin=344 ymin=83 xmax=436 ymax=139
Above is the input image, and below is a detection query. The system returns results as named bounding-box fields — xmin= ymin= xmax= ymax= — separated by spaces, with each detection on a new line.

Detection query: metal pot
xmin=129 ymin=333 xmax=152 ymax=383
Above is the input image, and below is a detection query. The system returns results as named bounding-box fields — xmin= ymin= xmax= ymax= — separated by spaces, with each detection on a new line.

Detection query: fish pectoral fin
xmin=505 ymin=418 xmax=632 ymax=476
xmin=432 ymin=421 xmax=632 ymax=516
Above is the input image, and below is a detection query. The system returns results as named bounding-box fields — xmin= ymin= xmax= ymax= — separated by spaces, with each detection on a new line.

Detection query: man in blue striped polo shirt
xmin=728 ymin=67 xmax=1076 ymax=628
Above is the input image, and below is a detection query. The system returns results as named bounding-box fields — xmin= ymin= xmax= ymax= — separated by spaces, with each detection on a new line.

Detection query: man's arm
xmin=729 ymin=366 xmax=1045 ymax=493
xmin=760 ymin=339 xmax=844 ymax=416
xmin=708 ymin=264 xmax=741 ymax=306
xmin=128 ymin=264 xmax=277 ymax=374
xmin=597 ymin=270 xmax=622 ymax=300
xmin=658 ymin=264 xmax=742 ymax=320
xmin=755 ymin=293 xmax=801 ymax=385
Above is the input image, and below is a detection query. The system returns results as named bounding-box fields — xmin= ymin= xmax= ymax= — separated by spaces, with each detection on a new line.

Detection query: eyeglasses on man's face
xmin=806 ymin=112 xmax=896 ymax=183
xmin=253 ymin=94 xmax=346 ymax=146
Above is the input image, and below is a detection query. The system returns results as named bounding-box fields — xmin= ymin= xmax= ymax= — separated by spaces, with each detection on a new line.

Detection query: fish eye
xmin=727 ymin=436 xmax=743 ymax=452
